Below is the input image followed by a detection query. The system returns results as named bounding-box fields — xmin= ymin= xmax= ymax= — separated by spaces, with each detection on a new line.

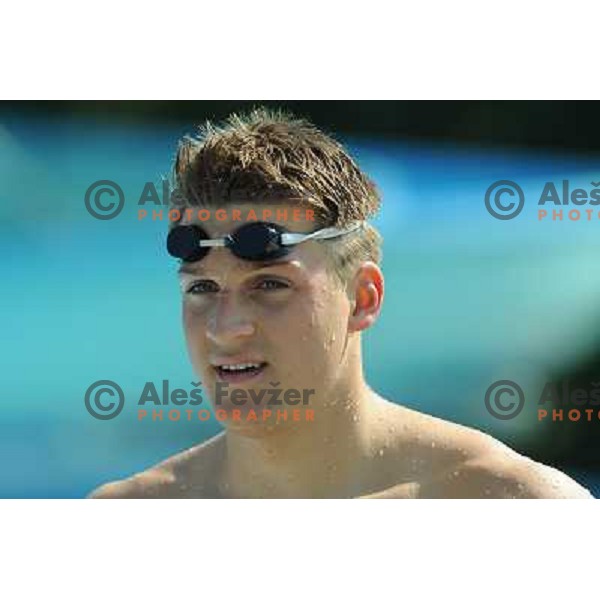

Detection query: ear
xmin=347 ymin=262 xmax=384 ymax=333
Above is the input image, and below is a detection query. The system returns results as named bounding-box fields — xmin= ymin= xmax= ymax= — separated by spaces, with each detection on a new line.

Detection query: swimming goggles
xmin=167 ymin=220 xmax=364 ymax=263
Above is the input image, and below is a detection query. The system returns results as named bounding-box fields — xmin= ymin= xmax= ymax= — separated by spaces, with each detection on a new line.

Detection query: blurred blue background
xmin=2 ymin=101 xmax=600 ymax=497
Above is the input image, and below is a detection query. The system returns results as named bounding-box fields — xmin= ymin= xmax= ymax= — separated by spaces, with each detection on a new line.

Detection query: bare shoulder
xmin=372 ymin=402 xmax=594 ymax=499
xmin=417 ymin=421 xmax=594 ymax=499
xmin=88 ymin=433 xmax=226 ymax=499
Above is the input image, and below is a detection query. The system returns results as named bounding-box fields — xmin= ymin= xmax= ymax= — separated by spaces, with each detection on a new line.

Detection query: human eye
xmin=183 ymin=279 xmax=220 ymax=295
xmin=255 ymin=278 xmax=291 ymax=291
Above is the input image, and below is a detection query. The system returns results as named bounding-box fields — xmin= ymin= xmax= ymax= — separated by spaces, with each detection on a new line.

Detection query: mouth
xmin=212 ymin=361 xmax=268 ymax=384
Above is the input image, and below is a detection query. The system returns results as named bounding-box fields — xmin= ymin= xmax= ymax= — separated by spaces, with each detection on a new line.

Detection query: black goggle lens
xmin=166 ymin=222 xmax=290 ymax=263
xmin=166 ymin=225 xmax=210 ymax=262
xmin=228 ymin=222 xmax=289 ymax=261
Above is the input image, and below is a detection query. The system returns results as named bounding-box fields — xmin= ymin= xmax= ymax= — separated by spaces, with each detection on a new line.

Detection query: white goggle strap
xmin=195 ymin=222 xmax=365 ymax=249
xmin=281 ymin=221 xmax=365 ymax=246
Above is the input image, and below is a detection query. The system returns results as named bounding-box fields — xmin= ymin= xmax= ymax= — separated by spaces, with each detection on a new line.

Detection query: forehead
xmin=177 ymin=244 xmax=330 ymax=281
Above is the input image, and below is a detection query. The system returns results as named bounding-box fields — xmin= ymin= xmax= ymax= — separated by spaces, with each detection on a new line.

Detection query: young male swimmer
xmin=90 ymin=109 xmax=593 ymax=499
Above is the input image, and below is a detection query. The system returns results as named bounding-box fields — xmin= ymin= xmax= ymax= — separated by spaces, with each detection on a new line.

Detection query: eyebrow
xmin=177 ymin=259 xmax=296 ymax=276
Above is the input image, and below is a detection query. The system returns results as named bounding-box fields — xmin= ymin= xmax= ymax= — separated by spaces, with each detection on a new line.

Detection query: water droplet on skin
xmin=352 ymin=415 xmax=359 ymax=423
xmin=503 ymin=487 xmax=515 ymax=498
xmin=431 ymin=441 xmax=436 ymax=449
xmin=377 ymin=448 xmax=384 ymax=457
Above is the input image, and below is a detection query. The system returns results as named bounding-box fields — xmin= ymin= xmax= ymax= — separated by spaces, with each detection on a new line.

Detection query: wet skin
xmin=89 ymin=203 xmax=594 ymax=499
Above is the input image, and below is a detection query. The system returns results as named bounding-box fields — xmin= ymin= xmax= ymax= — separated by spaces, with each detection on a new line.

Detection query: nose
xmin=205 ymin=291 xmax=256 ymax=345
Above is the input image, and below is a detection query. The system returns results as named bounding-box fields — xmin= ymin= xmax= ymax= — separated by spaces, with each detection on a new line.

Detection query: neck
xmin=218 ymin=366 xmax=385 ymax=498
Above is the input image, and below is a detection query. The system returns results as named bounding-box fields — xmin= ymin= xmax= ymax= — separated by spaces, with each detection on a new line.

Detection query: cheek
xmin=182 ymin=303 xmax=199 ymax=339
xmin=290 ymin=284 xmax=349 ymax=354
xmin=182 ymin=305 xmax=209 ymax=364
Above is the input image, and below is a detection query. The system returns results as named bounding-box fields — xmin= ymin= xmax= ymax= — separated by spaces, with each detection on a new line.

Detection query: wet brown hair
xmin=170 ymin=107 xmax=382 ymax=285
